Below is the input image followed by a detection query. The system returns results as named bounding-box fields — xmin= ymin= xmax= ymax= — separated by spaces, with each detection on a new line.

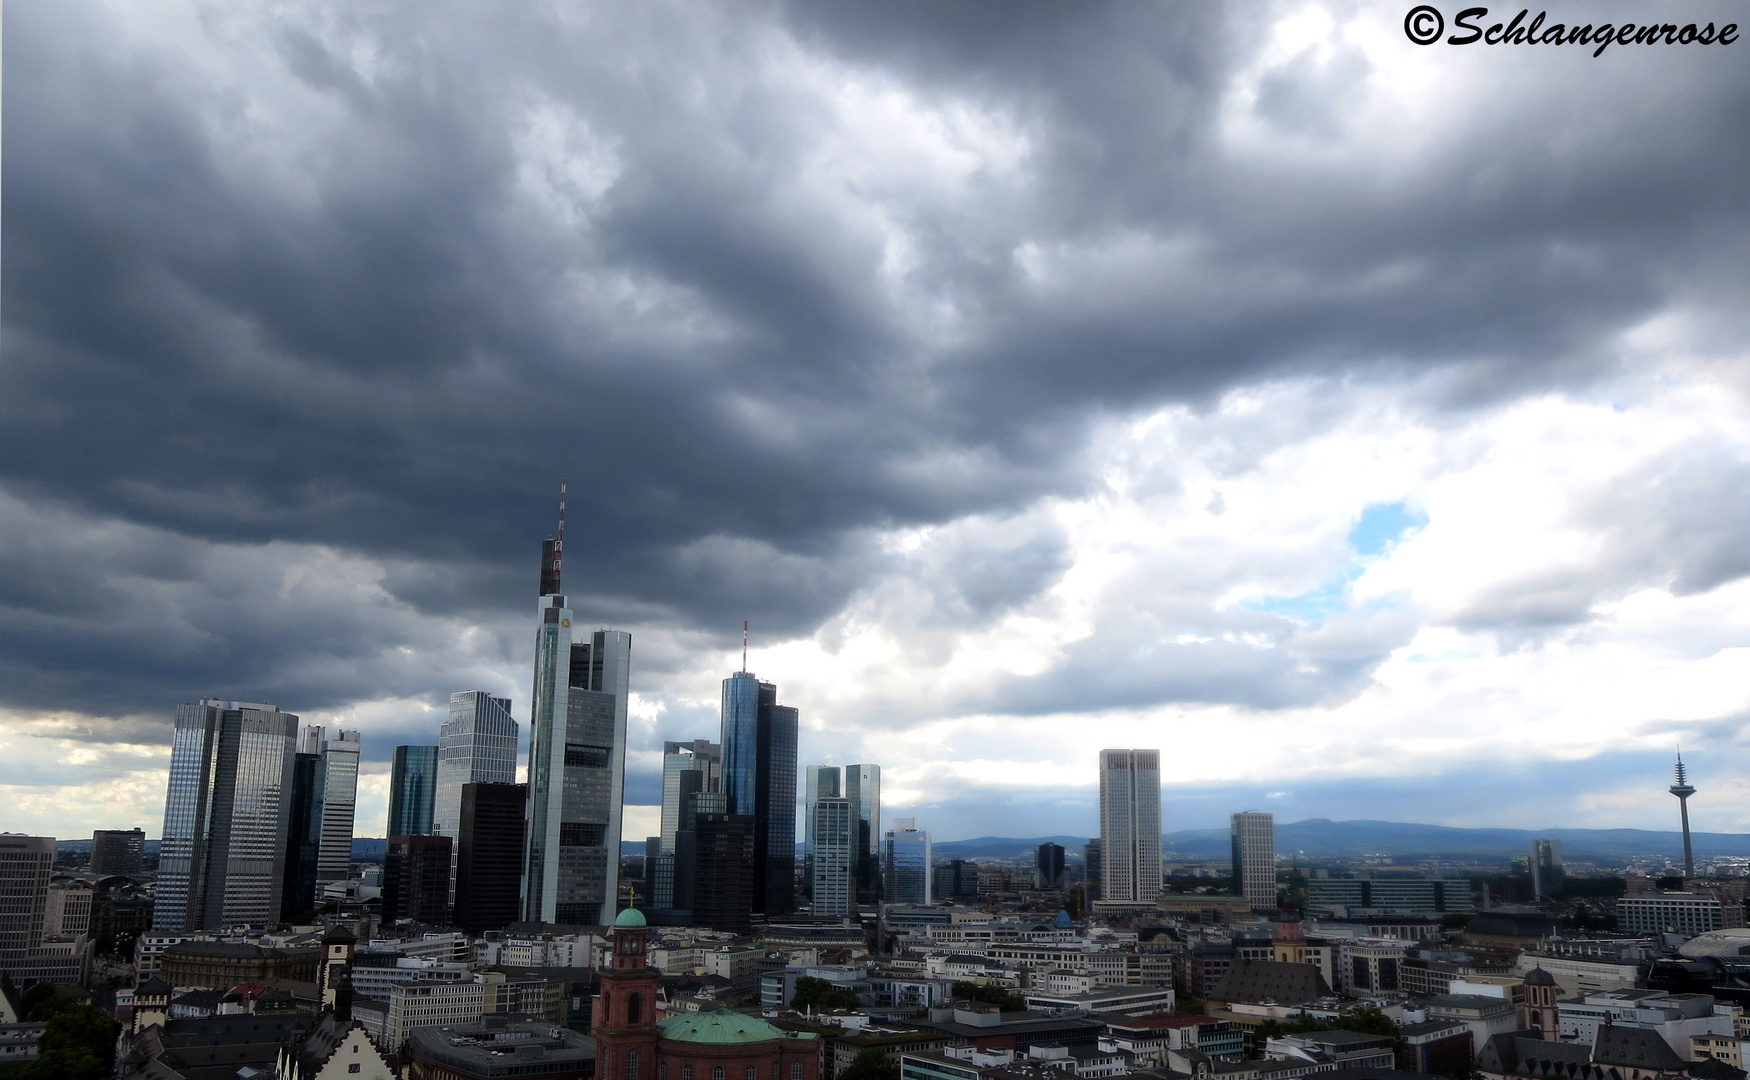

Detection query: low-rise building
xmin=406 ymin=1017 xmax=596 ymax=1079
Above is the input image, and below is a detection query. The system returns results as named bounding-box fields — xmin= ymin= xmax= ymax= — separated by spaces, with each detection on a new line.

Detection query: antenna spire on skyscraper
xmin=554 ymin=478 xmax=567 ymax=592
xmin=742 ymin=621 xmax=748 ymax=673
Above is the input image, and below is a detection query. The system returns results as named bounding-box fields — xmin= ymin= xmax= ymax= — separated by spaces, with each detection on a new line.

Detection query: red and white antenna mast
xmin=742 ymin=621 xmax=749 ymax=673
xmin=554 ymin=478 xmax=567 ymax=593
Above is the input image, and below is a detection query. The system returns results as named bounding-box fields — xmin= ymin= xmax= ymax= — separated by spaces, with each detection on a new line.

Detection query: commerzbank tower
xmin=521 ymin=479 xmax=631 ymax=925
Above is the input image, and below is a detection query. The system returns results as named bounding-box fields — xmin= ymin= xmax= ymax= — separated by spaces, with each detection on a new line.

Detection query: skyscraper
xmin=454 ymin=782 xmax=527 ymax=935
xmin=383 ymin=835 xmax=453 ymax=925
xmin=524 ymin=490 xmax=631 ymax=925
xmin=1531 ymin=838 xmax=1564 ymax=900
xmin=844 ymin=764 xmax=882 ymax=904
xmin=719 ymin=670 xmax=798 ymax=917
xmin=388 ymin=745 xmax=439 ymax=838
xmin=883 ymin=818 xmax=932 ymax=904
xmin=1035 ymin=842 xmax=1066 ymax=891
xmin=281 ymin=748 xmax=325 ymax=919
xmin=693 ymin=812 xmax=757 ymax=934
xmin=0 ymin=836 xmax=53 ymax=977
xmin=660 ymin=740 xmax=721 ymax=851
xmin=811 ymin=796 xmax=855 ymax=916
xmin=434 ymin=692 xmax=518 ymax=840
xmin=91 ymin=829 xmax=146 ymax=878
xmin=309 ymin=727 xmax=361 ymax=884
xmin=804 ymin=764 xmax=842 ymax=870
xmin=1230 ymin=811 xmax=1276 ymax=912
xmin=1098 ymin=749 xmax=1161 ymax=903
xmin=156 ymin=700 xmax=299 ymax=930
xmin=1083 ymin=839 xmax=1103 ymax=902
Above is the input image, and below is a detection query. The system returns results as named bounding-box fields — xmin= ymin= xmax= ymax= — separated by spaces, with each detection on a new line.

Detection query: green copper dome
xmin=658 ymin=1009 xmax=809 ymax=1045
xmin=615 ymin=906 xmax=648 ymax=927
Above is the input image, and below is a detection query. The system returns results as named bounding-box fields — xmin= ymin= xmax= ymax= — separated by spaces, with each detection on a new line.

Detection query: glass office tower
xmin=804 ymin=765 xmax=841 ymax=869
xmin=883 ymin=818 xmax=932 ymax=905
xmin=435 ymin=693 xmax=518 ymax=840
xmin=156 ymin=700 xmax=299 ymax=930
xmin=523 ymin=599 xmax=631 ymax=926
xmin=1230 ymin=811 xmax=1276 ymax=912
xmin=720 ymin=671 xmax=798 ymax=917
xmin=306 ymin=727 xmax=361 ymax=885
xmin=844 ymin=764 xmax=881 ymax=904
xmin=281 ymin=750 xmax=325 ymax=919
xmin=388 ymin=745 xmax=439 ymax=838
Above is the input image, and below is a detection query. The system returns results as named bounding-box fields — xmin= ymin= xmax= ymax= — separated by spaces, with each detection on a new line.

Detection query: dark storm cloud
xmin=3 ymin=0 xmax=1748 ymax=727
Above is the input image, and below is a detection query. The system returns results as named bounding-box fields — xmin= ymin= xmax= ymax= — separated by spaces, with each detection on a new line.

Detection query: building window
xmin=714 ymin=1068 xmax=725 ymax=1080
xmin=628 ymin=993 xmax=642 ymax=1024
xmin=630 ymin=1049 xmax=640 ymax=1080
xmin=661 ymin=1064 xmax=669 ymax=1080
xmin=684 ymin=1067 xmax=693 ymax=1080
xmin=747 ymin=1068 xmax=757 ymax=1080
xmin=793 ymin=1064 xmax=804 ymax=1080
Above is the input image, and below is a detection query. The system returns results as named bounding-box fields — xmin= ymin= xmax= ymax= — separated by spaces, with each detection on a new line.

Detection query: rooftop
xmin=659 ymin=1009 xmax=814 ymax=1045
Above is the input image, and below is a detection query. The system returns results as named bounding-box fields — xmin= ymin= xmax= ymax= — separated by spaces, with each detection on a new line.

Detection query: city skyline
xmin=4 ymin=3 xmax=1749 ymax=848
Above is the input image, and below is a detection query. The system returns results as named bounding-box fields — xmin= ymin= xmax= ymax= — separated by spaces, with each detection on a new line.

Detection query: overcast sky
xmin=4 ymin=0 xmax=1748 ymax=847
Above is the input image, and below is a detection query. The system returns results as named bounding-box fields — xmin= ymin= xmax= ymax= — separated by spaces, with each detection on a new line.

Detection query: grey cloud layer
xmin=3 ymin=0 xmax=1748 ymax=731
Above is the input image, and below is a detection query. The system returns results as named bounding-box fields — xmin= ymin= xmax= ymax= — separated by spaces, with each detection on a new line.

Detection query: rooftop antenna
xmin=554 ymin=478 xmax=567 ymax=593
xmin=741 ymin=621 xmax=749 ymax=673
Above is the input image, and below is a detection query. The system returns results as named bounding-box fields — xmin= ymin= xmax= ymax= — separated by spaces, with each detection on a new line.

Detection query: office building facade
xmin=305 ymin=726 xmax=361 ymax=884
xmin=157 ymin=700 xmax=299 ymax=930
xmin=384 ymin=835 xmax=454 ymax=925
xmin=805 ymin=764 xmax=842 ymax=868
xmin=434 ymin=692 xmax=518 ymax=841
xmin=1084 ymin=839 xmax=1103 ymax=902
xmin=281 ymin=749 xmax=326 ymax=919
xmin=1231 ymin=811 xmax=1276 ymax=912
xmin=812 ymin=796 xmax=856 ymax=916
xmin=1531 ymin=839 xmax=1564 ymax=900
xmin=693 ymin=813 xmax=757 ymax=933
xmin=91 ymin=829 xmax=146 ymax=878
xmin=1035 ymin=842 xmax=1066 ymax=891
xmin=388 ymin=745 xmax=439 ymax=838
xmin=845 ymin=764 xmax=882 ymax=904
xmin=454 ymin=782 xmax=528 ymax=935
xmin=661 ymin=740 xmax=721 ymax=850
xmin=524 ymin=549 xmax=632 ymax=924
xmin=1098 ymin=749 xmax=1161 ymax=903
xmin=720 ymin=671 xmax=798 ymax=917
xmin=884 ymin=819 xmax=932 ymax=905
xmin=0 ymin=836 xmax=53 ymax=977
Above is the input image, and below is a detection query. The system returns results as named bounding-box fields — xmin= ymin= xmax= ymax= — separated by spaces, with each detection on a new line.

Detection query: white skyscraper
xmin=1098 ymin=749 xmax=1161 ymax=903
xmin=434 ymin=691 xmax=518 ymax=840
xmin=310 ymin=727 xmax=360 ymax=884
xmin=156 ymin=701 xmax=299 ymax=930
xmin=1230 ymin=811 xmax=1276 ymax=912
xmin=804 ymin=764 xmax=841 ymax=867
xmin=811 ymin=795 xmax=855 ymax=916
xmin=523 ymin=484 xmax=631 ymax=925
xmin=660 ymin=740 xmax=721 ymax=851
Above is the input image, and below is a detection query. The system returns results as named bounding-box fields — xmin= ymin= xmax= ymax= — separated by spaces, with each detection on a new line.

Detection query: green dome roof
xmin=615 ymin=906 xmax=648 ymax=927
xmin=659 ymin=1009 xmax=805 ymax=1045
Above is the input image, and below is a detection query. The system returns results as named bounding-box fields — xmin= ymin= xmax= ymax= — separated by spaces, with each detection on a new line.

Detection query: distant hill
xmin=1162 ymin=819 xmax=1750 ymax=861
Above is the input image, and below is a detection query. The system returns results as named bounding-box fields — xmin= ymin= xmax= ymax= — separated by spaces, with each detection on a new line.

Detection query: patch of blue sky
xmin=1244 ymin=566 xmax=1363 ymax=623
xmin=1349 ymin=499 xmax=1428 ymax=557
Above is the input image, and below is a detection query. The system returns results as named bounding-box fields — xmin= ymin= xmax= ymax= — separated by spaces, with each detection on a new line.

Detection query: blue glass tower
xmin=719 ymin=671 xmax=797 ymax=917
xmin=388 ymin=745 xmax=439 ymax=838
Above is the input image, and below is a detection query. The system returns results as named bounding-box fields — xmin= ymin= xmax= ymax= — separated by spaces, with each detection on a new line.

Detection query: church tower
xmin=595 ymin=908 xmax=660 ymax=1080
xmin=318 ymin=925 xmax=356 ymax=1011
xmin=1523 ymin=967 xmax=1559 ymax=1041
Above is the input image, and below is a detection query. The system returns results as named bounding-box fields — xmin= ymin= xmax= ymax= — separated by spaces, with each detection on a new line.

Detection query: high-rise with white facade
xmin=811 ymin=795 xmax=855 ymax=917
xmin=156 ymin=700 xmax=299 ymax=930
xmin=434 ymin=692 xmax=518 ymax=840
xmin=308 ymin=727 xmax=361 ymax=884
xmin=1098 ymin=749 xmax=1161 ymax=903
xmin=523 ymin=492 xmax=631 ymax=926
xmin=0 ymin=836 xmax=53 ymax=977
xmin=883 ymin=818 xmax=932 ymax=905
xmin=1230 ymin=811 xmax=1276 ymax=912
xmin=660 ymin=740 xmax=721 ymax=851
xmin=844 ymin=764 xmax=881 ymax=904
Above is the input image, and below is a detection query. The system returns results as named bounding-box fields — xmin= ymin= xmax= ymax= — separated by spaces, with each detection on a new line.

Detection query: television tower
xmin=1670 ymin=752 xmax=1696 ymax=879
